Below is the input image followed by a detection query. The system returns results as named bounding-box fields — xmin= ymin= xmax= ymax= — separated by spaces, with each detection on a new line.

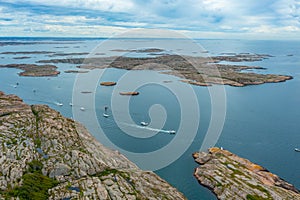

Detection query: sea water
xmin=0 ymin=37 xmax=299 ymax=200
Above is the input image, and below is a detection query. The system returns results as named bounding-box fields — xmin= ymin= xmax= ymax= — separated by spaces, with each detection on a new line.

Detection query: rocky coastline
xmin=193 ymin=147 xmax=300 ymax=200
xmin=0 ymin=91 xmax=186 ymax=199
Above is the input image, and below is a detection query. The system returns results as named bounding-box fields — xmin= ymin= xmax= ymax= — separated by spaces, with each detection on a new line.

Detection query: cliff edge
xmin=0 ymin=91 xmax=186 ymax=200
xmin=193 ymin=147 xmax=300 ymax=200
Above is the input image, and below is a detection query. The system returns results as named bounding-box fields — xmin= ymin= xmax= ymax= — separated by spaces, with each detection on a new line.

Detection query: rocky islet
xmin=193 ymin=147 xmax=300 ymax=200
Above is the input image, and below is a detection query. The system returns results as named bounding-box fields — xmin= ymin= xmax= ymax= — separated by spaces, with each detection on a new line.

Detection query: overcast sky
xmin=0 ymin=0 xmax=299 ymax=39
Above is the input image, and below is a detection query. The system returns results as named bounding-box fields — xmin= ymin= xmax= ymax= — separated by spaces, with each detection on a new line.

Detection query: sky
xmin=0 ymin=0 xmax=299 ymax=39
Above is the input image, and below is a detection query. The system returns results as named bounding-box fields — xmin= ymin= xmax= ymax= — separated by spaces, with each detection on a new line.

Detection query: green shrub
xmin=28 ymin=160 xmax=43 ymax=173
xmin=7 ymin=172 xmax=59 ymax=200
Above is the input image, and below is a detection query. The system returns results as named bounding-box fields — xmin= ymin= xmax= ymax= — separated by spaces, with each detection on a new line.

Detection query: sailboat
xmin=103 ymin=106 xmax=109 ymax=118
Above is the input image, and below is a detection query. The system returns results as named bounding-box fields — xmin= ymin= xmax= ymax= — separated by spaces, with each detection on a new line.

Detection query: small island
xmin=81 ymin=91 xmax=93 ymax=94
xmin=193 ymin=147 xmax=300 ymax=200
xmin=37 ymin=54 xmax=293 ymax=87
xmin=100 ymin=81 xmax=117 ymax=86
xmin=0 ymin=64 xmax=60 ymax=77
xmin=111 ymin=48 xmax=164 ymax=53
xmin=1 ymin=51 xmax=55 ymax=55
xmin=64 ymin=70 xmax=89 ymax=73
xmin=13 ymin=56 xmax=31 ymax=60
xmin=119 ymin=91 xmax=139 ymax=96
xmin=48 ymin=52 xmax=89 ymax=57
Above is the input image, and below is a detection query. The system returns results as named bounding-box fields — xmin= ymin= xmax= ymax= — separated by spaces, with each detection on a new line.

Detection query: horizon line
xmin=0 ymin=36 xmax=300 ymax=41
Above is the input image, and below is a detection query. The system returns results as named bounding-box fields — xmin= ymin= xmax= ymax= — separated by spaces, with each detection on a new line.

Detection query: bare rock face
xmin=193 ymin=147 xmax=300 ymax=200
xmin=0 ymin=91 xmax=186 ymax=200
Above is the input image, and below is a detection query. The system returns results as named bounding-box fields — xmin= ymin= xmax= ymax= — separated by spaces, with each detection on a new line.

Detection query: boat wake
xmin=21 ymin=98 xmax=57 ymax=106
xmin=98 ymin=111 xmax=176 ymax=135
xmin=54 ymin=101 xmax=63 ymax=106
xmin=119 ymin=121 xmax=176 ymax=134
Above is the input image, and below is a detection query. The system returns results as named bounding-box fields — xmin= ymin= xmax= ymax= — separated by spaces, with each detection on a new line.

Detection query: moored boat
xmin=140 ymin=121 xmax=149 ymax=126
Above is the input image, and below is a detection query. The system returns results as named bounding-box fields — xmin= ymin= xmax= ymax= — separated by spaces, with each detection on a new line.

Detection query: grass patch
xmin=31 ymin=106 xmax=43 ymax=149
xmin=34 ymin=138 xmax=41 ymax=148
xmin=97 ymin=168 xmax=119 ymax=177
xmin=3 ymin=159 xmax=58 ymax=200
xmin=216 ymin=182 xmax=222 ymax=187
xmin=28 ymin=160 xmax=43 ymax=173
xmin=246 ymin=183 xmax=273 ymax=200
xmin=6 ymin=172 xmax=59 ymax=200
xmin=97 ymin=168 xmax=131 ymax=181
xmin=78 ymin=147 xmax=89 ymax=154
xmin=215 ymin=152 xmax=223 ymax=157
xmin=246 ymin=194 xmax=272 ymax=200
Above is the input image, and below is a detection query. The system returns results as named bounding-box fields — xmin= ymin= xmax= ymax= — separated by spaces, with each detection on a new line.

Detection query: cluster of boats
xmin=103 ymin=107 xmax=176 ymax=134
xmin=56 ymin=102 xmax=85 ymax=111
xmin=54 ymin=103 xmax=176 ymax=134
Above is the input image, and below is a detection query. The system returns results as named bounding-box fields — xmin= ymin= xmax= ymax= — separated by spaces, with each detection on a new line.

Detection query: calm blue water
xmin=0 ymin=38 xmax=300 ymax=200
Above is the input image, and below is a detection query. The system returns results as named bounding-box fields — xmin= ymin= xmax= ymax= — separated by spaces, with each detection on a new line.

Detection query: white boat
xmin=140 ymin=122 xmax=149 ymax=126
xmin=57 ymin=103 xmax=63 ymax=106
xmin=103 ymin=106 xmax=109 ymax=117
xmin=69 ymin=103 xmax=73 ymax=106
xmin=80 ymin=107 xmax=85 ymax=111
xmin=295 ymin=148 xmax=300 ymax=152
xmin=168 ymin=130 xmax=176 ymax=134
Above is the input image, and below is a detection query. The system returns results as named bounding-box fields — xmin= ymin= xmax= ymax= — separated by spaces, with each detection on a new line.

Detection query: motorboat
xmin=103 ymin=113 xmax=109 ymax=118
xmin=140 ymin=122 xmax=149 ymax=126
xmin=295 ymin=148 xmax=300 ymax=152
xmin=80 ymin=107 xmax=85 ymax=111
xmin=57 ymin=103 xmax=63 ymax=106
xmin=69 ymin=103 xmax=73 ymax=106
xmin=168 ymin=130 xmax=176 ymax=134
